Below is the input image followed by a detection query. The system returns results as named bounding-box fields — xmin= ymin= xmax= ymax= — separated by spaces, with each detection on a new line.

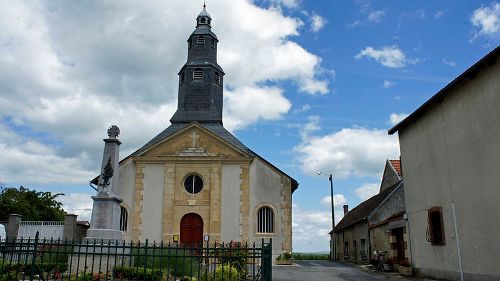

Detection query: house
xmin=88 ymin=5 xmax=297 ymax=259
xmin=333 ymin=160 xmax=405 ymax=264
xmin=389 ymin=46 xmax=500 ymax=280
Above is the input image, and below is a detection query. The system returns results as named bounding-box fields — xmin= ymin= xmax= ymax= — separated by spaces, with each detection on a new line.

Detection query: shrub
xmin=213 ymin=264 xmax=240 ymax=281
xmin=113 ymin=266 xmax=168 ymax=281
xmin=133 ymin=247 xmax=199 ymax=277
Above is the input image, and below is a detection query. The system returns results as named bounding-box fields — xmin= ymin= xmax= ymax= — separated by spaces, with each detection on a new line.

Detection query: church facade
xmin=92 ymin=6 xmax=297 ymax=257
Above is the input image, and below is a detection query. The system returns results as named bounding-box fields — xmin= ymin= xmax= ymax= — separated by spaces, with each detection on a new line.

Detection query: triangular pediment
xmin=138 ymin=123 xmax=251 ymax=159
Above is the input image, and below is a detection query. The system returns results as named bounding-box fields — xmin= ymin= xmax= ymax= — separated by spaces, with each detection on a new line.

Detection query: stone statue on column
xmin=86 ymin=125 xmax=123 ymax=241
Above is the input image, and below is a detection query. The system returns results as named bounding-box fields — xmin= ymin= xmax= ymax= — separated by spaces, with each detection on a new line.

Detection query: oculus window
xmin=184 ymin=174 xmax=203 ymax=194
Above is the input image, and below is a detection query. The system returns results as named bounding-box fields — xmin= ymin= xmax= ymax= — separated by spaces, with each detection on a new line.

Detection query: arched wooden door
xmin=180 ymin=213 xmax=203 ymax=246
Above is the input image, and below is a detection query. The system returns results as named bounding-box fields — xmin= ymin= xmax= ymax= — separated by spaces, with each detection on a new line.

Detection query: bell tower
xmin=170 ymin=4 xmax=225 ymax=124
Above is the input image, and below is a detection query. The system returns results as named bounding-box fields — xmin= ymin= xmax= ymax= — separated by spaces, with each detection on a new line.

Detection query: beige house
xmin=389 ymin=46 xmax=500 ymax=280
xmin=90 ymin=6 xmax=297 ymax=258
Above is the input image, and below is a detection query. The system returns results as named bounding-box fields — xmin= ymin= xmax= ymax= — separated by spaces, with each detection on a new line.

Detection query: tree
xmin=0 ymin=186 xmax=66 ymax=221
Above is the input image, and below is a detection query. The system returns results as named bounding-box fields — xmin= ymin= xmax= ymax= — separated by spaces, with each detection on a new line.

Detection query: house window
xmin=193 ymin=69 xmax=204 ymax=80
xmin=120 ymin=206 xmax=128 ymax=232
xmin=344 ymin=241 xmax=349 ymax=257
xmin=352 ymin=240 xmax=357 ymax=259
xmin=213 ymin=72 xmax=220 ymax=86
xmin=257 ymin=206 xmax=274 ymax=233
xmin=211 ymin=39 xmax=216 ymax=48
xmin=184 ymin=174 xmax=203 ymax=194
xmin=197 ymin=37 xmax=205 ymax=45
xmin=427 ymin=206 xmax=445 ymax=245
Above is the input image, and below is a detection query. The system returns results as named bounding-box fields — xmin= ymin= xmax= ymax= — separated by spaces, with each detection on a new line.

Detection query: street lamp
xmin=316 ymin=171 xmax=335 ymax=262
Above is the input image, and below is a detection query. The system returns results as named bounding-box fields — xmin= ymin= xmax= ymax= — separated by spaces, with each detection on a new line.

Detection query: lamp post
xmin=317 ymin=171 xmax=335 ymax=262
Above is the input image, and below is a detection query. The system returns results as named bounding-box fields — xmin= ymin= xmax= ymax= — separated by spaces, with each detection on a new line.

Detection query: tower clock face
xmin=184 ymin=174 xmax=203 ymax=194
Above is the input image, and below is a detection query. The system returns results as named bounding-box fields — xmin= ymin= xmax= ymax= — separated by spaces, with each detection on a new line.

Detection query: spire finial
xmin=203 ymin=0 xmax=206 ymax=9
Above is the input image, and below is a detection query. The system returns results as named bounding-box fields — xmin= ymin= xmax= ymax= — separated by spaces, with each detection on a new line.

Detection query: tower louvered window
xmin=213 ymin=72 xmax=220 ymax=86
xmin=193 ymin=69 xmax=204 ymax=80
xmin=211 ymin=39 xmax=216 ymax=48
xmin=180 ymin=72 xmax=185 ymax=84
xmin=257 ymin=206 xmax=274 ymax=233
xmin=197 ymin=37 xmax=205 ymax=45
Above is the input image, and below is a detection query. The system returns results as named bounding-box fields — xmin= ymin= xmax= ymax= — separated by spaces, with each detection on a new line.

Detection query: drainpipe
xmin=452 ymin=201 xmax=464 ymax=281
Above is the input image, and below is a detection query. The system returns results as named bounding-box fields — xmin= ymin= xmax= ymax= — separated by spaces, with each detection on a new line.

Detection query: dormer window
xmin=207 ymin=19 xmax=211 ymax=25
xmin=193 ymin=69 xmax=204 ymax=80
xmin=213 ymin=72 xmax=220 ymax=86
xmin=197 ymin=37 xmax=205 ymax=45
xmin=211 ymin=39 xmax=216 ymax=48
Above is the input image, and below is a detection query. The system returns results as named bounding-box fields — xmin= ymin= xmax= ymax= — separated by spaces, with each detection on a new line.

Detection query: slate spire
xmin=170 ymin=4 xmax=225 ymax=124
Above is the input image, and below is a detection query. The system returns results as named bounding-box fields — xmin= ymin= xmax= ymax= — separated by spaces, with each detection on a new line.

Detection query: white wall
xmin=140 ymin=164 xmax=165 ymax=242
xmin=220 ymin=164 xmax=241 ymax=242
xmin=249 ymin=159 xmax=284 ymax=258
xmin=399 ymin=61 xmax=500 ymax=280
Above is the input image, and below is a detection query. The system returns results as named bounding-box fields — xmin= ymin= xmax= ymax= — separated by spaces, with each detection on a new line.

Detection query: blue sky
xmin=0 ymin=0 xmax=498 ymax=252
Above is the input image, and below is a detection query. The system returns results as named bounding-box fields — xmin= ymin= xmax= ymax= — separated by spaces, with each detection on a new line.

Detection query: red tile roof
xmin=389 ymin=159 xmax=401 ymax=176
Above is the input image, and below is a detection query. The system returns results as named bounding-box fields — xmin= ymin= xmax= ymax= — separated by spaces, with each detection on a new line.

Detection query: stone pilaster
xmin=239 ymin=164 xmax=250 ymax=242
xmin=280 ymin=176 xmax=292 ymax=252
xmin=209 ymin=163 xmax=221 ymax=241
xmin=162 ymin=163 xmax=175 ymax=241
xmin=132 ymin=164 xmax=144 ymax=241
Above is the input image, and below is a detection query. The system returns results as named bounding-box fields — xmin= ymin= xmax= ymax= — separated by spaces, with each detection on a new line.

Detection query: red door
xmin=180 ymin=213 xmax=203 ymax=246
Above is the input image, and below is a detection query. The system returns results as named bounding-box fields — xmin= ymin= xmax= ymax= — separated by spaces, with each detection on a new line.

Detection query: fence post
xmin=261 ymin=239 xmax=272 ymax=281
xmin=29 ymin=231 xmax=39 ymax=281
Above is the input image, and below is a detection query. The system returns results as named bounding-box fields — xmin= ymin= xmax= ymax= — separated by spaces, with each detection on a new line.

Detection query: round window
xmin=184 ymin=174 xmax=203 ymax=194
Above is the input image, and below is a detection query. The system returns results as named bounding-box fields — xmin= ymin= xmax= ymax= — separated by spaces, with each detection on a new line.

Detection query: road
xmin=273 ymin=260 xmax=390 ymax=281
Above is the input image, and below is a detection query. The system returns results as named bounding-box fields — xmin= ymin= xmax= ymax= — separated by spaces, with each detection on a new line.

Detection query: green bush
xmin=133 ymin=248 xmax=200 ymax=277
xmin=213 ymin=264 xmax=240 ymax=281
xmin=292 ymin=252 xmax=329 ymax=260
xmin=113 ymin=266 xmax=168 ymax=281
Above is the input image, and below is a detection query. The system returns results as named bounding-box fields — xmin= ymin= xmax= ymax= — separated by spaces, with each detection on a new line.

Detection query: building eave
xmin=388 ymin=46 xmax=500 ymax=135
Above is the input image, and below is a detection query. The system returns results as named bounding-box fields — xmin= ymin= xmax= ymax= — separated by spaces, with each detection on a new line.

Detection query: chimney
xmin=343 ymin=205 xmax=349 ymax=215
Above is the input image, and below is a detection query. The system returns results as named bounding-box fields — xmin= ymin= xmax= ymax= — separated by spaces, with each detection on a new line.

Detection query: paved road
xmin=273 ymin=260 xmax=390 ymax=281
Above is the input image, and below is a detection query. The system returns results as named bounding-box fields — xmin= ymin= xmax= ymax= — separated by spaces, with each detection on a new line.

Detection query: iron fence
xmin=0 ymin=232 xmax=272 ymax=281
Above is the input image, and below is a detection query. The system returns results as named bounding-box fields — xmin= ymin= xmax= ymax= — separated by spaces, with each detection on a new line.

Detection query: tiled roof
xmin=389 ymin=159 xmax=401 ymax=176
xmin=333 ymin=181 xmax=401 ymax=232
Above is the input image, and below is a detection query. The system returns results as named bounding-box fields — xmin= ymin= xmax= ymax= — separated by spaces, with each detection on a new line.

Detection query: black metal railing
xmin=0 ymin=232 xmax=272 ymax=281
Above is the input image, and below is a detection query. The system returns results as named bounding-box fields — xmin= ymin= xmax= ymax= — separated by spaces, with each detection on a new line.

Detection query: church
xmin=90 ymin=5 xmax=297 ymax=257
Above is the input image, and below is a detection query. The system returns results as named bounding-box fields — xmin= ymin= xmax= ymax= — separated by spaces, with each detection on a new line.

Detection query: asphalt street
xmin=273 ymin=260 xmax=390 ymax=281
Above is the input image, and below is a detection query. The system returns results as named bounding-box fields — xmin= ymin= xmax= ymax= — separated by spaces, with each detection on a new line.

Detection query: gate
xmin=0 ymin=232 xmax=272 ymax=281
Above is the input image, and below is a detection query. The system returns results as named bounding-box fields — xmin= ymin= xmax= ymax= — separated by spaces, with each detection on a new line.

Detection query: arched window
xmin=257 ymin=206 xmax=274 ymax=233
xmin=213 ymin=72 xmax=220 ymax=86
xmin=193 ymin=69 xmax=204 ymax=80
xmin=200 ymin=18 xmax=206 ymax=24
xmin=120 ymin=206 xmax=128 ymax=232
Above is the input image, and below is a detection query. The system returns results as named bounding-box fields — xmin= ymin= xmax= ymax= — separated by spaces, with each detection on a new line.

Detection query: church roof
xmin=123 ymin=122 xmax=299 ymax=192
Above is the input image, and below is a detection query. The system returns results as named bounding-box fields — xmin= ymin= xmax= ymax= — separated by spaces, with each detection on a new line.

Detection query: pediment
xmin=139 ymin=124 xmax=250 ymax=159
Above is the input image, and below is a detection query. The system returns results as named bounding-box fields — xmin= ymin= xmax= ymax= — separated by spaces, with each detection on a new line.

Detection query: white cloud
xmin=0 ymin=0 xmax=329 ymax=184
xmin=442 ymin=58 xmax=457 ymax=67
xmin=320 ymin=194 xmax=347 ymax=208
xmin=368 ymin=10 xmax=386 ymax=23
xmin=434 ymin=11 xmax=445 ymax=20
xmin=58 ymin=193 xmax=94 ymax=221
xmin=269 ymin=0 xmax=300 ymax=9
xmin=355 ymin=45 xmax=415 ymax=69
xmin=389 ymin=113 xmax=409 ymax=125
xmin=354 ymin=183 xmax=379 ymax=200
xmin=471 ymin=3 xmax=500 ymax=38
xmin=292 ymin=104 xmax=311 ymax=114
xmin=383 ymin=80 xmax=396 ymax=88
xmin=402 ymin=9 xmax=426 ymax=20
xmin=292 ymin=203 xmax=345 ymax=252
xmin=294 ymin=125 xmax=400 ymax=179
xmin=300 ymin=115 xmax=321 ymax=141
xmin=310 ymin=13 xmax=327 ymax=32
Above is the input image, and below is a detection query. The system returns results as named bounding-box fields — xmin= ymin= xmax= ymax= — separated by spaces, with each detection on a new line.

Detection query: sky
xmin=0 ymin=0 xmax=499 ymax=252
